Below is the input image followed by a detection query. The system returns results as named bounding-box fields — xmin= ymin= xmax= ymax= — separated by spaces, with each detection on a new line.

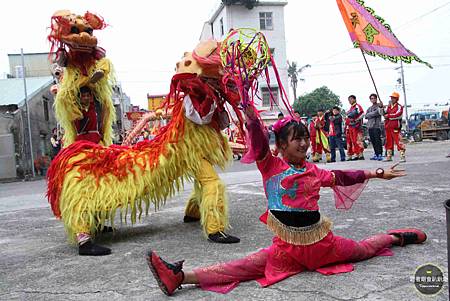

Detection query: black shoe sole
xmin=146 ymin=251 xmax=170 ymax=296
xmin=208 ymin=233 xmax=241 ymax=244
xmin=183 ymin=216 xmax=201 ymax=223
xmin=79 ymin=251 xmax=111 ymax=256
xmin=99 ymin=226 xmax=115 ymax=234
xmin=78 ymin=242 xmax=111 ymax=256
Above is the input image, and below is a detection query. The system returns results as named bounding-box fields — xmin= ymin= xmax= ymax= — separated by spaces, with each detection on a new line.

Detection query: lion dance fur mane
xmin=47 ymin=39 xmax=244 ymax=242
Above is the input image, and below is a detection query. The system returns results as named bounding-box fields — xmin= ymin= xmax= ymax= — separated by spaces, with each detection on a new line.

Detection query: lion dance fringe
xmin=47 ymin=101 xmax=232 ymax=242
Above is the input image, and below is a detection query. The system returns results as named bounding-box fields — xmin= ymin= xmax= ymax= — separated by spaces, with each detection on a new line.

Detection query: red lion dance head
xmin=48 ymin=10 xmax=107 ymax=73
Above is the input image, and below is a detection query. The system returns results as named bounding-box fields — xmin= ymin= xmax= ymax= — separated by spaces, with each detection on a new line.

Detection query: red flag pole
xmin=360 ymin=49 xmax=382 ymax=103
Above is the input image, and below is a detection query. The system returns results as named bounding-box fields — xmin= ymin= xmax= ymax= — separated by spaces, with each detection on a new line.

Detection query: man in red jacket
xmin=383 ymin=92 xmax=405 ymax=162
xmin=346 ymin=95 xmax=365 ymax=160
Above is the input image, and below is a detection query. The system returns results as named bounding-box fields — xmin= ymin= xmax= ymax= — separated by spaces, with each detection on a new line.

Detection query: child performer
xmin=146 ymin=105 xmax=426 ymax=296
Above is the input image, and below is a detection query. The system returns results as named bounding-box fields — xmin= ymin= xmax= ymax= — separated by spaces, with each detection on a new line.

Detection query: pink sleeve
xmin=241 ymin=117 xmax=269 ymax=164
xmin=332 ymin=170 xmax=369 ymax=210
xmin=317 ymin=167 xmax=335 ymax=187
xmin=256 ymin=151 xmax=284 ymax=178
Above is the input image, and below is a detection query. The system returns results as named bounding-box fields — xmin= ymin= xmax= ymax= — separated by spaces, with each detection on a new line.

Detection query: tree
xmin=293 ymin=86 xmax=341 ymax=118
xmin=287 ymin=61 xmax=311 ymax=101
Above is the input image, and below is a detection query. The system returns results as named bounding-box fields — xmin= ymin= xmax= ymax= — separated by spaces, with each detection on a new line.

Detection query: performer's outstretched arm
xmin=242 ymin=105 xmax=270 ymax=161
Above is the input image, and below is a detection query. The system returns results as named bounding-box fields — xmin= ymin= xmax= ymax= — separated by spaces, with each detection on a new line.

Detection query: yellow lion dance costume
xmin=48 ymin=10 xmax=115 ymax=147
xmin=47 ymin=39 xmax=245 ymax=255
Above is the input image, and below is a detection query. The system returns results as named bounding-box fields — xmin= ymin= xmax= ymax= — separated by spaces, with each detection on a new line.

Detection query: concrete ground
xmin=1 ymin=140 xmax=450 ymax=300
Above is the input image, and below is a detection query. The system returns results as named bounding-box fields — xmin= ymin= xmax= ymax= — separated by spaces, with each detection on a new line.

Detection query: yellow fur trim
xmin=189 ymin=159 xmax=229 ymax=235
xmin=54 ymin=58 xmax=116 ymax=147
xmin=185 ymin=181 xmax=202 ymax=219
xmin=59 ymin=119 xmax=232 ymax=242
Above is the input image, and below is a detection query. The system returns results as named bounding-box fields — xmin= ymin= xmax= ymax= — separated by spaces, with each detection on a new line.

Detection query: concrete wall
xmin=0 ymin=111 xmax=15 ymax=134
xmin=112 ymin=85 xmax=132 ymax=142
xmin=6 ymin=83 xmax=57 ymax=177
xmin=0 ymin=134 xmax=17 ymax=179
xmin=200 ymin=22 xmax=213 ymax=40
xmin=212 ymin=7 xmax=227 ymax=40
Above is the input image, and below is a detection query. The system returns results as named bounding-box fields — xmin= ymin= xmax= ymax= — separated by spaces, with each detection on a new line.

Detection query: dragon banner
xmin=336 ymin=0 xmax=432 ymax=68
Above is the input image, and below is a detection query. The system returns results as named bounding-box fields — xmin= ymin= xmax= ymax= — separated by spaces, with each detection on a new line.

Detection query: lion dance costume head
xmin=47 ymin=10 xmax=115 ymax=147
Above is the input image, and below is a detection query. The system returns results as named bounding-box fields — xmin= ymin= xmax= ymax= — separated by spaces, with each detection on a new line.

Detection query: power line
xmin=395 ymin=1 xmax=450 ymax=30
xmin=313 ymin=55 xmax=450 ymax=67
xmin=305 ymin=63 xmax=450 ymax=77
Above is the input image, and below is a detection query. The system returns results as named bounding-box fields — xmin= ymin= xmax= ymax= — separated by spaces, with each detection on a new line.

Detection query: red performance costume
xmin=346 ymin=102 xmax=365 ymax=160
xmin=74 ymin=88 xmax=103 ymax=144
xmin=147 ymin=115 xmax=427 ymax=295
xmin=311 ymin=115 xmax=330 ymax=162
xmin=383 ymin=92 xmax=405 ymax=161
xmin=309 ymin=118 xmax=318 ymax=154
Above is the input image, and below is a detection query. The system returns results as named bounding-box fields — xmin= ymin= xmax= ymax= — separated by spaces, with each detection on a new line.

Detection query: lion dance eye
xmin=84 ymin=27 xmax=93 ymax=35
xmin=70 ymin=26 xmax=80 ymax=34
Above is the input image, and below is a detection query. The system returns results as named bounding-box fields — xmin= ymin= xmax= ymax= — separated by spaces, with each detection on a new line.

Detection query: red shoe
xmin=387 ymin=228 xmax=427 ymax=247
xmin=146 ymin=250 xmax=184 ymax=296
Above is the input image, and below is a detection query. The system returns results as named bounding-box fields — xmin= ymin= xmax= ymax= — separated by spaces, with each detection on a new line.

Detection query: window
xmin=43 ymin=99 xmax=49 ymax=121
xmin=220 ymin=18 xmax=224 ymax=36
xmin=262 ymin=87 xmax=278 ymax=107
xmin=259 ymin=12 xmax=273 ymax=30
xmin=39 ymin=134 xmax=47 ymax=157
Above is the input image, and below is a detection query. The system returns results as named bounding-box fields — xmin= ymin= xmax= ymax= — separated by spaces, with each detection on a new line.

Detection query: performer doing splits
xmin=146 ymin=104 xmax=426 ymax=296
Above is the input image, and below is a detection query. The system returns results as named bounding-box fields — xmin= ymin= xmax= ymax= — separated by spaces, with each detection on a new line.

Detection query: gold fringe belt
xmin=266 ymin=211 xmax=333 ymax=246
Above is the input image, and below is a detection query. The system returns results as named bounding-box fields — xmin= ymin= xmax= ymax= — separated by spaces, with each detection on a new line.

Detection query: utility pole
xmin=118 ymin=83 xmax=125 ymax=135
xmin=21 ymin=48 xmax=35 ymax=177
xmin=400 ymin=61 xmax=408 ymax=130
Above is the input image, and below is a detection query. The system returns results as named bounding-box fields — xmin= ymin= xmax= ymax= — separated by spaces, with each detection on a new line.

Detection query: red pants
xmin=194 ymin=232 xmax=394 ymax=293
xmin=385 ymin=127 xmax=405 ymax=151
xmin=310 ymin=135 xmax=322 ymax=154
xmin=347 ymin=127 xmax=364 ymax=156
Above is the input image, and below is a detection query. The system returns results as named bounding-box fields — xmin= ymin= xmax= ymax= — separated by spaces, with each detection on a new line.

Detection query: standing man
xmin=365 ymin=93 xmax=384 ymax=161
xmin=328 ymin=106 xmax=346 ymax=162
xmin=346 ymin=95 xmax=365 ymax=160
xmin=382 ymin=92 xmax=406 ymax=162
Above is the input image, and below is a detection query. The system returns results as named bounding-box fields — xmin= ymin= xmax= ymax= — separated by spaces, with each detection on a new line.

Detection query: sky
xmin=1 ymin=0 xmax=449 ymax=114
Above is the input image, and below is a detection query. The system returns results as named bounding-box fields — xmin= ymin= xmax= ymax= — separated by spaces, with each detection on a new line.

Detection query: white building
xmin=200 ymin=0 xmax=289 ymax=124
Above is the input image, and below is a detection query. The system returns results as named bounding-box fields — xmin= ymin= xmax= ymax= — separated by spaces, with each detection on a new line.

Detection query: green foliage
xmin=287 ymin=61 xmax=311 ymax=101
xmin=293 ymin=86 xmax=342 ymax=117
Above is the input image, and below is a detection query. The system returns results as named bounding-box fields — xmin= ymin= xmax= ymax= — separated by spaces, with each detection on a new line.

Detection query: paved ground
xmin=1 ymin=140 xmax=450 ymax=300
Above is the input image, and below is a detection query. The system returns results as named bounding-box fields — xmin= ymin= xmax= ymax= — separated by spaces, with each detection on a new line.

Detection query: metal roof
xmin=0 ymin=76 xmax=53 ymax=106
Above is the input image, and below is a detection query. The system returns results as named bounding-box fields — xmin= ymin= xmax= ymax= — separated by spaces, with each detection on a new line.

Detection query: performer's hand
xmin=383 ymin=163 xmax=406 ymax=180
xmin=271 ymin=148 xmax=279 ymax=156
